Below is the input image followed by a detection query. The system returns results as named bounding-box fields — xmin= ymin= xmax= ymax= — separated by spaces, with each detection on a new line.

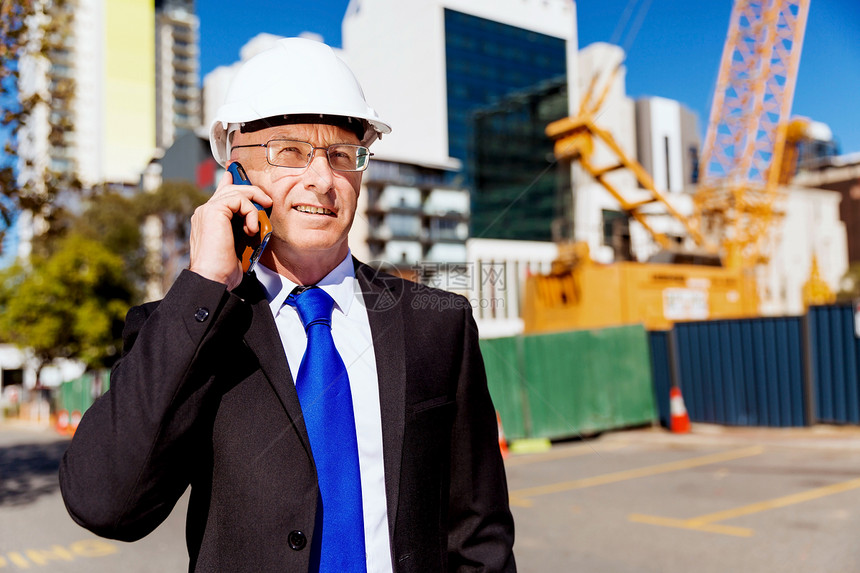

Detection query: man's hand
xmin=189 ymin=169 xmax=274 ymax=291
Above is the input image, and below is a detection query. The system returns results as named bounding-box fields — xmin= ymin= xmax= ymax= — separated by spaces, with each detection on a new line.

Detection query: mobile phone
xmin=228 ymin=162 xmax=272 ymax=275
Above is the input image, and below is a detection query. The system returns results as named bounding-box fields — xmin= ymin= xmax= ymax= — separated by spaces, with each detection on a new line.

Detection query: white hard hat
xmin=209 ymin=37 xmax=391 ymax=167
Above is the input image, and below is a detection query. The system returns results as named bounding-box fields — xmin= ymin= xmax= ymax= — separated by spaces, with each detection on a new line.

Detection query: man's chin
xmin=271 ymin=236 xmax=348 ymax=259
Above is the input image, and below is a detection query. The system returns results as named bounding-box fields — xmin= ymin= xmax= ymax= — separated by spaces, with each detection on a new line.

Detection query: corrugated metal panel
xmin=648 ymin=331 xmax=672 ymax=428
xmin=675 ymin=317 xmax=807 ymax=427
xmin=480 ymin=337 xmax=528 ymax=440
xmin=809 ymin=305 xmax=860 ymax=424
xmin=57 ymin=370 xmax=110 ymax=416
xmin=481 ymin=325 xmax=657 ymax=440
xmin=521 ymin=325 xmax=656 ymax=440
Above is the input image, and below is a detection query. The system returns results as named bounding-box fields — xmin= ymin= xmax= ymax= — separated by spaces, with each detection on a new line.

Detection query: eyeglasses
xmin=232 ymin=139 xmax=373 ymax=172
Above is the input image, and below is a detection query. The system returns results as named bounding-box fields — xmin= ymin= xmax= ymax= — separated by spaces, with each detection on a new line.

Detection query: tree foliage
xmin=64 ymin=187 xmax=148 ymax=286
xmin=62 ymin=180 xmax=209 ymax=295
xmin=0 ymin=179 xmax=211 ymax=378
xmin=0 ymin=233 xmax=134 ymax=380
xmin=139 ymin=180 xmax=210 ymax=294
xmin=836 ymin=262 xmax=860 ymax=303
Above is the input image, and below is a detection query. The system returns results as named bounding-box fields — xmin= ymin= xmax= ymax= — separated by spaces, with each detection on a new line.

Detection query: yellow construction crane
xmin=524 ymin=0 xmax=811 ymax=332
xmin=694 ymin=0 xmax=810 ymax=270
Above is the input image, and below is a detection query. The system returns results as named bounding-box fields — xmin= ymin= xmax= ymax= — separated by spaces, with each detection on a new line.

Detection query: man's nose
xmin=304 ymin=148 xmax=334 ymax=188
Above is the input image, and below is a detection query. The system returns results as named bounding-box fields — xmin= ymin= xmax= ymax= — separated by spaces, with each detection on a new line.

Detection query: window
xmin=1 ymin=369 xmax=23 ymax=389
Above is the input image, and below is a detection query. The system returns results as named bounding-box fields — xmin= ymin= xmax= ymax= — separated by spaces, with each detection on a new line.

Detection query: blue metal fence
xmin=808 ymin=305 xmax=860 ymax=424
xmin=664 ymin=317 xmax=808 ymax=427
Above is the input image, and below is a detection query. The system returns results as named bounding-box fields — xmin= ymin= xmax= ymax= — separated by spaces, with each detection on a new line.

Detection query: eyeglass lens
xmin=266 ymin=140 xmax=370 ymax=171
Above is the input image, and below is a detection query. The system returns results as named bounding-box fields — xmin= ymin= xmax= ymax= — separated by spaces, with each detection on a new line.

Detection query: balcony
xmin=172 ymin=41 xmax=198 ymax=59
xmin=423 ymin=187 xmax=470 ymax=217
xmin=173 ymin=57 xmax=195 ymax=73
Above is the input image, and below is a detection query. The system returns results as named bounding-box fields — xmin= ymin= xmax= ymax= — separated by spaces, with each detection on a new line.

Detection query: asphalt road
xmin=508 ymin=425 xmax=860 ymax=572
xmin=2 ymin=421 xmax=860 ymax=572
xmin=0 ymin=423 xmax=188 ymax=572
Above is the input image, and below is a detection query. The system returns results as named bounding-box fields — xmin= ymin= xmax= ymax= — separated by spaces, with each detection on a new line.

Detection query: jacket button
xmin=194 ymin=307 xmax=210 ymax=322
xmin=287 ymin=530 xmax=307 ymax=551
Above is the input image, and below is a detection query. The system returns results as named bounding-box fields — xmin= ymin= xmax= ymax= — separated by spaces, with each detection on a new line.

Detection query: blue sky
xmin=198 ymin=0 xmax=860 ymax=155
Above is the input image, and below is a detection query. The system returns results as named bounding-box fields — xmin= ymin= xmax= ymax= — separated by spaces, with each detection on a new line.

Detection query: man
xmin=59 ymin=38 xmax=515 ymax=572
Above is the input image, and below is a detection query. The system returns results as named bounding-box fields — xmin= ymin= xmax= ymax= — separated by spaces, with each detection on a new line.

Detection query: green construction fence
xmin=481 ymin=324 xmax=656 ymax=441
xmin=56 ymin=370 xmax=110 ymax=417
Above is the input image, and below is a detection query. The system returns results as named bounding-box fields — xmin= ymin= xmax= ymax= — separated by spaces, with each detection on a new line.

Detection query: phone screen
xmin=228 ymin=162 xmax=272 ymax=275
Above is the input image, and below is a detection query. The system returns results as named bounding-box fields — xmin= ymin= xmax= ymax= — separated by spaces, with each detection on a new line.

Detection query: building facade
xmin=471 ymin=78 xmax=571 ymax=241
xmin=15 ymin=0 xmax=156 ymax=262
xmin=795 ymin=154 xmax=860 ymax=263
xmin=339 ymin=0 xmax=579 ymax=296
xmin=155 ymin=0 xmax=201 ymax=149
xmin=18 ymin=0 xmax=156 ymax=189
xmin=351 ymin=159 xmax=470 ymax=269
xmin=635 ymin=97 xmax=700 ymax=194
xmin=341 ymin=0 xmax=579 ymax=170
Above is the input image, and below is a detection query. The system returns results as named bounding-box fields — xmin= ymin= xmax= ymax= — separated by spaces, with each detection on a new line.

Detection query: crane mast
xmin=694 ymin=0 xmax=811 ymax=269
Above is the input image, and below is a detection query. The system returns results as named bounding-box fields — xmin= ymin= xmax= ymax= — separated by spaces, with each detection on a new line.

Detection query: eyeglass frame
xmin=230 ymin=139 xmax=374 ymax=172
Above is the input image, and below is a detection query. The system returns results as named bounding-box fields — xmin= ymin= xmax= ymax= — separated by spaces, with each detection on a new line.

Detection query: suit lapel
xmin=235 ymin=264 xmax=407 ymax=530
xmin=354 ymin=259 xmax=406 ymax=537
xmin=235 ymin=275 xmax=313 ymax=459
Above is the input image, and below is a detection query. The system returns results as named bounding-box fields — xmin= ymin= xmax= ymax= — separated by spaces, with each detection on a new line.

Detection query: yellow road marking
xmin=0 ymin=540 xmax=118 ymax=569
xmin=629 ymin=475 xmax=860 ymax=537
xmin=628 ymin=514 xmax=754 ymax=537
xmin=509 ymin=446 xmax=764 ymax=499
xmin=505 ymin=441 xmax=629 ymax=467
xmin=508 ymin=495 xmax=533 ymax=508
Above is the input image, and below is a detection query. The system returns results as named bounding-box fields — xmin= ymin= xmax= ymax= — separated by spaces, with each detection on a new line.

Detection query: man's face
xmin=229 ymin=123 xmax=363 ymax=263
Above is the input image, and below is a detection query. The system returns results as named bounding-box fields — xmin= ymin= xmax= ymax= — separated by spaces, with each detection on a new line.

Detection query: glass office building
xmin=471 ymin=78 xmax=570 ymax=241
xmin=444 ymin=9 xmax=568 ymax=240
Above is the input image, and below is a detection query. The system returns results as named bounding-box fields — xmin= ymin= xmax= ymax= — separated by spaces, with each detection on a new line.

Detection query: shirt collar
xmin=256 ymin=251 xmax=355 ymax=318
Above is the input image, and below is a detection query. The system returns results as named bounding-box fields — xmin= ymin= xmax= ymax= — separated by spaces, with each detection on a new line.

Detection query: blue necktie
xmin=287 ymin=287 xmax=366 ymax=572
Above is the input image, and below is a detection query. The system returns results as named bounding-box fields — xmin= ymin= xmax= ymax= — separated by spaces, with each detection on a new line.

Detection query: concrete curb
xmin=601 ymin=423 xmax=860 ymax=451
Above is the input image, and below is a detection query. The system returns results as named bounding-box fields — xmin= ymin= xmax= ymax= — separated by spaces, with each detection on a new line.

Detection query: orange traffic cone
xmin=496 ymin=411 xmax=509 ymax=459
xmin=69 ymin=410 xmax=82 ymax=435
xmin=669 ymin=387 xmax=691 ymax=434
xmin=56 ymin=409 xmax=70 ymax=435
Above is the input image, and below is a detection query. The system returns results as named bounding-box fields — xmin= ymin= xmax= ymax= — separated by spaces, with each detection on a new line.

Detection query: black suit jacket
xmin=59 ymin=261 xmax=516 ymax=572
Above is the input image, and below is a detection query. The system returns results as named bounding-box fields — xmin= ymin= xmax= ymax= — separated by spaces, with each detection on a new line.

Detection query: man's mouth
xmin=293 ymin=205 xmax=335 ymax=216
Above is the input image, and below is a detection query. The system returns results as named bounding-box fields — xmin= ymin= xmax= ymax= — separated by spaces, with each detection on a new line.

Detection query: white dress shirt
xmin=255 ymin=253 xmax=393 ymax=573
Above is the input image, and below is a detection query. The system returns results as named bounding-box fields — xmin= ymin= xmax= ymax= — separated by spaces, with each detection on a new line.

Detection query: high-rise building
xmin=155 ymin=0 xmax=200 ymax=149
xmin=341 ymin=0 xmax=578 ymax=262
xmin=471 ymin=78 xmax=571 ymax=241
xmin=635 ymin=97 xmax=701 ymax=194
xmin=342 ymin=0 xmax=579 ymax=170
xmin=18 ymin=0 xmax=156 ymax=189
xmin=16 ymin=0 xmax=155 ymax=262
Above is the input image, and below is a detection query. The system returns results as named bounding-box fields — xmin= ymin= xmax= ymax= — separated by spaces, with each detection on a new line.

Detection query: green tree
xmin=836 ymin=262 xmax=860 ymax=303
xmin=0 ymin=233 xmax=133 ymax=383
xmin=58 ymin=180 xmax=209 ymax=299
xmin=136 ymin=180 xmax=210 ymax=294
xmin=65 ymin=187 xmax=148 ymax=288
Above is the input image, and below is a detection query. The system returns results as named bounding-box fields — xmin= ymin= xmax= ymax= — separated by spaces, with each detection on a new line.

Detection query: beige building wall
xmin=102 ymin=0 xmax=156 ymax=185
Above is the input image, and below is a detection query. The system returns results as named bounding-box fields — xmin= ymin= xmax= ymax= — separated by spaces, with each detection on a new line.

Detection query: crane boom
xmin=694 ymin=0 xmax=810 ymax=268
xmin=525 ymin=0 xmax=812 ymax=333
